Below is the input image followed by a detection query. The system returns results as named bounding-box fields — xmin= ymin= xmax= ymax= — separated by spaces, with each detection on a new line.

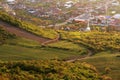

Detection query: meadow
xmin=0 ymin=37 xmax=86 ymax=61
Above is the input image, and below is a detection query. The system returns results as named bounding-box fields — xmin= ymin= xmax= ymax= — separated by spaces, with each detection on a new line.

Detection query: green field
xmin=0 ymin=45 xmax=84 ymax=61
xmin=47 ymin=40 xmax=87 ymax=54
xmin=0 ymin=38 xmax=85 ymax=61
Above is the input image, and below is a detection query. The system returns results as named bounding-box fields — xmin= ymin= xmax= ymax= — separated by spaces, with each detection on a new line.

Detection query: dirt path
xmin=65 ymin=50 xmax=93 ymax=62
xmin=0 ymin=20 xmax=92 ymax=61
xmin=41 ymin=34 xmax=60 ymax=45
xmin=0 ymin=21 xmax=50 ymax=43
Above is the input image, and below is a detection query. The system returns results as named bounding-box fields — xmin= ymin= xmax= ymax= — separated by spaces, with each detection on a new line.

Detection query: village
xmin=0 ymin=0 xmax=120 ymax=31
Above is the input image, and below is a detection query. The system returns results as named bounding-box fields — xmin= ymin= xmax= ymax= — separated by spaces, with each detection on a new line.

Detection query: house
xmin=112 ymin=0 xmax=120 ymax=6
xmin=89 ymin=0 xmax=96 ymax=2
xmin=85 ymin=26 xmax=91 ymax=31
xmin=28 ymin=9 xmax=36 ymax=14
xmin=64 ymin=1 xmax=74 ymax=8
xmin=7 ymin=0 xmax=15 ymax=2
xmin=112 ymin=14 xmax=120 ymax=19
xmin=29 ymin=0 xmax=36 ymax=2
xmin=6 ymin=0 xmax=16 ymax=4
xmin=72 ymin=13 xmax=91 ymax=22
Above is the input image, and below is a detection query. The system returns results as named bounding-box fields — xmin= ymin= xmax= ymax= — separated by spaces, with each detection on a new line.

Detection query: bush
xmin=0 ymin=60 xmax=108 ymax=80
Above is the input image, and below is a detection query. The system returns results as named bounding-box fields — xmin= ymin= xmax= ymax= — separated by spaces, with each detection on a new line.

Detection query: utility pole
xmin=86 ymin=1 xmax=92 ymax=31
xmin=105 ymin=1 xmax=109 ymax=27
xmin=105 ymin=0 xmax=113 ymax=31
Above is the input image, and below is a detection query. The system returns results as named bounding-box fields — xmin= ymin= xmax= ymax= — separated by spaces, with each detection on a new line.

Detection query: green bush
xmin=0 ymin=60 xmax=107 ymax=80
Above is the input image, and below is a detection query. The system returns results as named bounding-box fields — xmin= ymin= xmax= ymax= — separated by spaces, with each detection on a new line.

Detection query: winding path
xmin=0 ymin=20 xmax=92 ymax=61
xmin=0 ymin=21 xmax=60 ymax=44
xmin=65 ymin=50 xmax=93 ymax=62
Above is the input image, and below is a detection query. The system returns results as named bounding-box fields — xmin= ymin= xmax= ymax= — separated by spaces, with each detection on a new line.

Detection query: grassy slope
xmin=47 ymin=40 xmax=87 ymax=54
xmin=0 ymin=38 xmax=83 ymax=61
xmin=80 ymin=52 xmax=120 ymax=80
xmin=0 ymin=28 xmax=119 ymax=79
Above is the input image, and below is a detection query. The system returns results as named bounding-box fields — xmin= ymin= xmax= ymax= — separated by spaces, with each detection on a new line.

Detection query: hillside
xmin=0 ymin=11 xmax=58 ymax=39
xmin=0 ymin=21 xmax=49 ymax=43
xmin=0 ymin=25 xmax=120 ymax=79
xmin=0 ymin=10 xmax=120 ymax=80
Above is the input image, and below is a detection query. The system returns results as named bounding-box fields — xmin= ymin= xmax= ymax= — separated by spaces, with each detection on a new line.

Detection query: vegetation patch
xmin=59 ymin=31 xmax=120 ymax=52
xmin=0 ymin=26 xmax=15 ymax=45
xmin=0 ymin=60 xmax=109 ymax=80
xmin=47 ymin=40 xmax=87 ymax=54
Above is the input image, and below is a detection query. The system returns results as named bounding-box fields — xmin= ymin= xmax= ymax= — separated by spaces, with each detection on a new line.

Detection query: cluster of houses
xmin=0 ymin=0 xmax=120 ymax=31
xmin=65 ymin=0 xmax=120 ymax=31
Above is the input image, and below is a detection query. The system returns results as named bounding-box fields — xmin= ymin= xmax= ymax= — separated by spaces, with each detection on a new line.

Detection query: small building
xmin=73 ymin=13 xmax=91 ymax=22
xmin=28 ymin=9 xmax=36 ymax=14
xmin=112 ymin=14 xmax=120 ymax=19
xmin=85 ymin=26 xmax=91 ymax=31
xmin=6 ymin=0 xmax=16 ymax=4
xmin=64 ymin=1 xmax=74 ymax=8
xmin=112 ymin=1 xmax=120 ymax=6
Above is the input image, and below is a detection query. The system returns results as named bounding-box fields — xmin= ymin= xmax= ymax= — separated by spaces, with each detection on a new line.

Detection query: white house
xmin=7 ymin=0 xmax=15 ymax=2
xmin=112 ymin=1 xmax=120 ymax=6
xmin=64 ymin=1 xmax=74 ymax=8
xmin=6 ymin=0 xmax=16 ymax=4
xmin=113 ymin=14 xmax=120 ymax=19
xmin=85 ymin=26 xmax=91 ymax=31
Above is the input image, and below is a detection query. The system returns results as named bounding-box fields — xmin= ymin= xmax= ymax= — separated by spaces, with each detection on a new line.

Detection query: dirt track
xmin=65 ymin=50 xmax=93 ymax=62
xmin=0 ymin=21 xmax=50 ymax=43
xmin=0 ymin=21 xmax=92 ymax=61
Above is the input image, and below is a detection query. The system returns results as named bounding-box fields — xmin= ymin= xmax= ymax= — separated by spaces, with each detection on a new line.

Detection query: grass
xmin=6 ymin=37 xmax=41 ymax=48
xmin=0 ymin=44 xmax=83 ymax=61
xmin=80 ymin=52 xmax=120 ymax=80
xmin=47 ymin=40 xmax=87 ymax=53
xmin=0 ymin=37 xmax=84 ymax=61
